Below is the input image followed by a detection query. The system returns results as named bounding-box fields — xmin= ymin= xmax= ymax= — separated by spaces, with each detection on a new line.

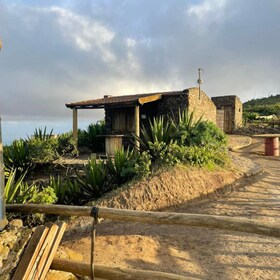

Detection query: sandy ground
xmin=61 ymin=138 xmax=280 ymax=280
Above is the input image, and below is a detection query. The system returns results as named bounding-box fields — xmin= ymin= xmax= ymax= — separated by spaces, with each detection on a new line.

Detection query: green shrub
xmin=134 ymin=151 xmax=152 ymax=177
xmin=30 ymin=186 xmax=58 ymax=204
xmin=57 ymin=132 xmax=78 ymax=157
xmin=107 ymin=148 xmax=138 ymax=185
xmin=28 ymin=137 xmax=59 ymax=164
xmin=3 ymin=140 xmax=32 ymax=173
xmin=189 ymin=121 xmax=227 ymax=149
xmin=182 ymin=146 xmax=229 ymax=168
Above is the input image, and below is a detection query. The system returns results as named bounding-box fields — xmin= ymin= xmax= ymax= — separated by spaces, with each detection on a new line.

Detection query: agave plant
xmin=107 ymin=147 xmax=138 ymax=185
xmin=173 ymin=109 xmax=203 ymax=146
xmin=32 ymin=127 xmax=54 ymax=141
xmin=78 ymin=121 xmax=105 ymax=152
xmin=5 ymin=168 xmax=30 ymax=204
xmin=49 ymin=176 xmax=82 ymax=205
xmin=3 ymin=139 xmax=32 ymax=173
xmin=139 ymin=116 xmax=175 ymax=150
xmin=78 ymin=157 xmax=108 ymax=200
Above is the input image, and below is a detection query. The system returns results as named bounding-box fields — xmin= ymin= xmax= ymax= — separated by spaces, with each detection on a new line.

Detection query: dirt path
xmin=62 ymin=139 xmax=280 ymax=280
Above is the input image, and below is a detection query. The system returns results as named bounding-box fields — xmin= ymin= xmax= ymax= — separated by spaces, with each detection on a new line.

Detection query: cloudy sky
xmin=0 ymin=0 xmax=280 ymax=126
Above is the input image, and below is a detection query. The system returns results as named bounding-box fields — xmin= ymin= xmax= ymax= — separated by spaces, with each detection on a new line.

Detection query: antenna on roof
xmin=197 ymin=68 xmax=204 ymax=99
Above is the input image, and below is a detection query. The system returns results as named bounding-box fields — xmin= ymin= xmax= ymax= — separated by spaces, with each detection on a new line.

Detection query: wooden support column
xmin=135 ymin=105 xmax=140 ymax=148
xmin=73 ymin=108 xmax=78 ymax=148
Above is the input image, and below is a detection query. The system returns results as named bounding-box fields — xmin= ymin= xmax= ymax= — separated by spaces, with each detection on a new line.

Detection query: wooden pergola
xmin=65 ymin=93 xmax=163 ymax=150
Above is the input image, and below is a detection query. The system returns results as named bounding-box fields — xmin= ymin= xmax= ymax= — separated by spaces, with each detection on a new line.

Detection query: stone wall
xmin=0 ymin=220 xmax=82 ymax=280
xmin=0 ymin=220 xmax=32 ymax=280
xmin=211 ymin=95 xmax=243 ymax=132
xmin=216 ymin=110 xmax=224 ymax=131
xmin=187 ymin=87 xmax=217 ymax=123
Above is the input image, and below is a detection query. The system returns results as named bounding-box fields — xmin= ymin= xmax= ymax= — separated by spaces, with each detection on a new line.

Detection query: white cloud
xmin=40 ymin=6 xmax=115 ymax=61
xmin=187 ymin=0 xmax=228 ymax=24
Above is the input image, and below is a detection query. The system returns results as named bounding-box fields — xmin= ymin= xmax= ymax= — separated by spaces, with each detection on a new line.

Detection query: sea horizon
xmin=1 ymin=118 xmax=98 ymax=145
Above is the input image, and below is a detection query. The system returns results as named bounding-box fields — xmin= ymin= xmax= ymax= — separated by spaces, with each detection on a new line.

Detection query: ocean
xmin=1 ymin=119 xmax=95 ymax=145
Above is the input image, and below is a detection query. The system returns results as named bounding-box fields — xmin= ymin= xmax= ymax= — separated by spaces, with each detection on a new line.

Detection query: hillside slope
xmin=244 ymin=94 xmax=280 ymax=116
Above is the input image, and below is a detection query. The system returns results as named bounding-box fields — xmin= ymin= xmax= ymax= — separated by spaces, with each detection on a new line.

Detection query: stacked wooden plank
xmin=12 ymin=222 xmax=66 ymax=280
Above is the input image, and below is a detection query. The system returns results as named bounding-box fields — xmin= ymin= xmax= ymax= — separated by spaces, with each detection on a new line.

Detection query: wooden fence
xmin=7 ymin=204 xmax=280 ymax=279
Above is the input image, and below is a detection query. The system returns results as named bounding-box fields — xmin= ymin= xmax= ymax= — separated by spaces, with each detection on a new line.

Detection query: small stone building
xmin=211 ymin=95 xmax=243 ymax=133
xmin=66 ymin=87 xmax=217 ymax=154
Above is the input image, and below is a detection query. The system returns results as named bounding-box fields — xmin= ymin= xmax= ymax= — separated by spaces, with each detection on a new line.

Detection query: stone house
xmin=66 ymin=87 xmax=217 ymax=154
xmin=211 ymin=95 xmax=243 ymax=133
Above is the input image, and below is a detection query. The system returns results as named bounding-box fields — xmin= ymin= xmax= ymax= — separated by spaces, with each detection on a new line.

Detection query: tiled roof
xmin=66 ymin=90 xmax=187 ymax=109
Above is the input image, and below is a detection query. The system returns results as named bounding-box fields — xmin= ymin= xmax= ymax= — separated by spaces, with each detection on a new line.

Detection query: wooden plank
xmin=12 ymin=226 xmax=49 ymax=280
xmin=51 ymin=258 xmax=194 ymax=280
xmin=30 ymin=224 xmax=59 ymax=280
xmin=6 ymin=204 xmax=280 ymax=238
xmin=138 ymin=94 xmax=162 ymax=105
xmin=39 ymin=222 xmax=67 ymax=280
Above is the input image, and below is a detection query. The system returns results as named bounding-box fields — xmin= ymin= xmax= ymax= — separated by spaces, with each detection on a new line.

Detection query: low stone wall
xmin=0 ymin=220 xmax=32 ymax=280
xmin=0 ymin=219 xmax=82 ymax=280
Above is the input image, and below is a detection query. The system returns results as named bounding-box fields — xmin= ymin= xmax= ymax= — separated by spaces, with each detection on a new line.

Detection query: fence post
xmin=0 ymin=116 xmax=7 ymax=230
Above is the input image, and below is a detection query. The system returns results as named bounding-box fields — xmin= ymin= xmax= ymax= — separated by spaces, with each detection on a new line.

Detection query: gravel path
xmin=62 ymin=138 xmax=280 ymax=280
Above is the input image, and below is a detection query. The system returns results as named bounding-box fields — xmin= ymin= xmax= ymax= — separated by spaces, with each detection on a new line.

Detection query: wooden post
xmin=0 ymin=117 xmax=7 ymax=230
xmin=73 ymin=108 xmax=78 ymax=148
xmin=135 ymin=106 xmax=140 ymax=148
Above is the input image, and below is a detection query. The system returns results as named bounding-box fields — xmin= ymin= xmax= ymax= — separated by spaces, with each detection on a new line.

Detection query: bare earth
xmin=61 ymin=138 xmax=280 ymax=280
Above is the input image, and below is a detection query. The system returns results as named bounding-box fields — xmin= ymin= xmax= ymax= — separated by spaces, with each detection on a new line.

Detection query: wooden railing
xmin=7 ymin=204 xmax=280 ymax=279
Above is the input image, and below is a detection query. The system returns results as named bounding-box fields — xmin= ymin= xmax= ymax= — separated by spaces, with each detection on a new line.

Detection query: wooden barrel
xmin=265 ymin=137 xmax=279 ymax=156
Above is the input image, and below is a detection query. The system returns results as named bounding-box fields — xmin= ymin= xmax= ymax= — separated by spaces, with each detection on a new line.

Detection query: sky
xmin=1 ymin=0 xmax=280 ymax=143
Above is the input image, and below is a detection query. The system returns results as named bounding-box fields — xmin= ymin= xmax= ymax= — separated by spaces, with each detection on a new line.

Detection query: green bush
xmin=57 ymin=132 xmax=78 ymax=157
xmin=189 ymin=121 xmax=227 ymax=149
xmin=30 ymin=186 xmax=58 ymax=204
xmin=28 ymin=137 xmax=59 ymax=165
xmin=183 ymin=146 xmax=228 ymax=168
xmin=134 ymin=151 xmax=152 ymax=177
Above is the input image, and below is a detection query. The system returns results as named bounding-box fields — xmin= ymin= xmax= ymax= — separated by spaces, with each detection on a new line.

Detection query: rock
xmin=46 ymin=270 xmax=78 ymax=280
xmin=9 ymin=220 xmax=23 ymax=229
